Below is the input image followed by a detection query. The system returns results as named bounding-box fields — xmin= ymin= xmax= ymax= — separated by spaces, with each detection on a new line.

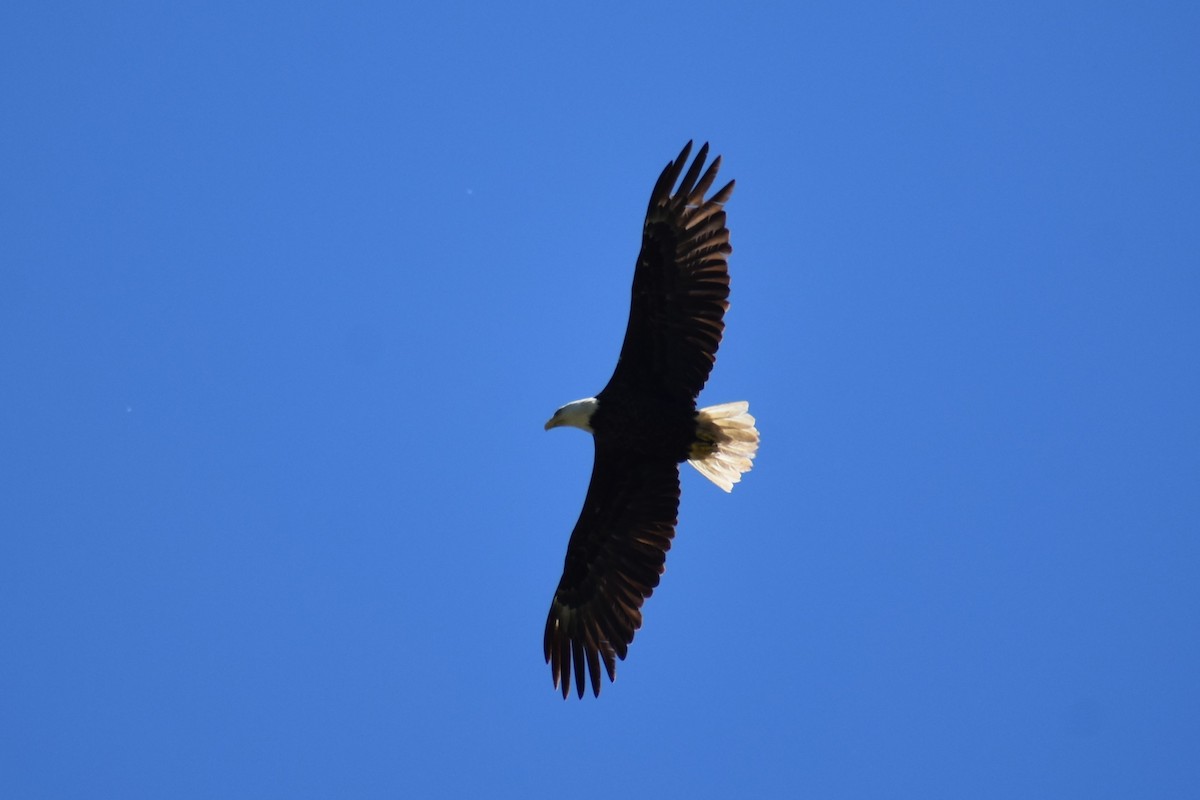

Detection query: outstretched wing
xmin=544 ymin=447 xmax=681 ymax=698
xmin=602 ymin=141 xmax=735 ymax=403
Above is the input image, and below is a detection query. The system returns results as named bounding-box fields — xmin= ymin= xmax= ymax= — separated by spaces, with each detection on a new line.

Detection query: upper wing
xmin=602 ymin=141 xmax=735 ymax=403
xmin=544 ymin=446 xmax=681 ymax=698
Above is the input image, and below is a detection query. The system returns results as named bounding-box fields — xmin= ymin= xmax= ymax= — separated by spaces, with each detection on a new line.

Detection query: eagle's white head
xmin=544 ymin=397 xmax=598 ymax=433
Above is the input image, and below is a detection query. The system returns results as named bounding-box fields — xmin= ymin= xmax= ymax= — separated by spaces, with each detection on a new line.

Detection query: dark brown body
xmin=544 ymin=142 xmax=736 ymax=698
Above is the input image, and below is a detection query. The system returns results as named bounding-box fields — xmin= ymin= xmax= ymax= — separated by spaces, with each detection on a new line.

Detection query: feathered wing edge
xmin=604 ymin=141 xmax=736 ymax=401
xmin=646 ymin=141 xmax=735 ymax=223
xmin=544 ymin=456 xmax=680 ymax=698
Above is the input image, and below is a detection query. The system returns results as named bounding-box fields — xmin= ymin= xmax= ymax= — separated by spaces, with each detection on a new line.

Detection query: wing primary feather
xmin=676 ymin=142 xmax=710 ymax=200
xmin=648 ymin=141 xmax=693 ymax=213
xmin=601 ymin=641 xmax=617 ymax=681
xmin=689 ymin=154 xmax=722 ymax=203
xmin=559 ymin=633 xmax=572 ymax=699
xmin=571 ymin=638 xmax=587 ymax=699
xmin=710 ymin=179 xmax=735 ymax=206
xmin=584 ymin=628 xmax=603 ymax=697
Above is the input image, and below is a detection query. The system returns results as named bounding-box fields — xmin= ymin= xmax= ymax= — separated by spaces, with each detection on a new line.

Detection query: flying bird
xmin=542 ymin=141 xmax=759 ymax=698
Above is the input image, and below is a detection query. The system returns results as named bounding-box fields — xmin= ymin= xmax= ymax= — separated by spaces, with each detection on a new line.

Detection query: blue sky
xmin=2 ymin=2 xmax=1198 ymax=797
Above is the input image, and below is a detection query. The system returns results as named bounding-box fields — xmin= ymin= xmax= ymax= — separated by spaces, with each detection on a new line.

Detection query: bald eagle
xmin=542 ymin=142 xmax=759 ymax=698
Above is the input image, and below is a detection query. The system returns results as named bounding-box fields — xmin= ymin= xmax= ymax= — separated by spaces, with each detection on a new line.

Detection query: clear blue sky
xmin=2 ymin=2 xmax=1198 ymax=797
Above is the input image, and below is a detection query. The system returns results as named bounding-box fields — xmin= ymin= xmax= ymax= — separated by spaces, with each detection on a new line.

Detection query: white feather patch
xmin=686 ymin=401 xmax=759 ymax=492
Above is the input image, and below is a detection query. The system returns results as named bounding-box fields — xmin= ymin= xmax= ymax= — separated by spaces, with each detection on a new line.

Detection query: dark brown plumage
xmin=543 ymin=142 xmax=756 ymax=698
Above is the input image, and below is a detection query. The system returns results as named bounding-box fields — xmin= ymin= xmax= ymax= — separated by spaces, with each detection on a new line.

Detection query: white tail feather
xmin=687 ymin=401 xmax=759 ymax=492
